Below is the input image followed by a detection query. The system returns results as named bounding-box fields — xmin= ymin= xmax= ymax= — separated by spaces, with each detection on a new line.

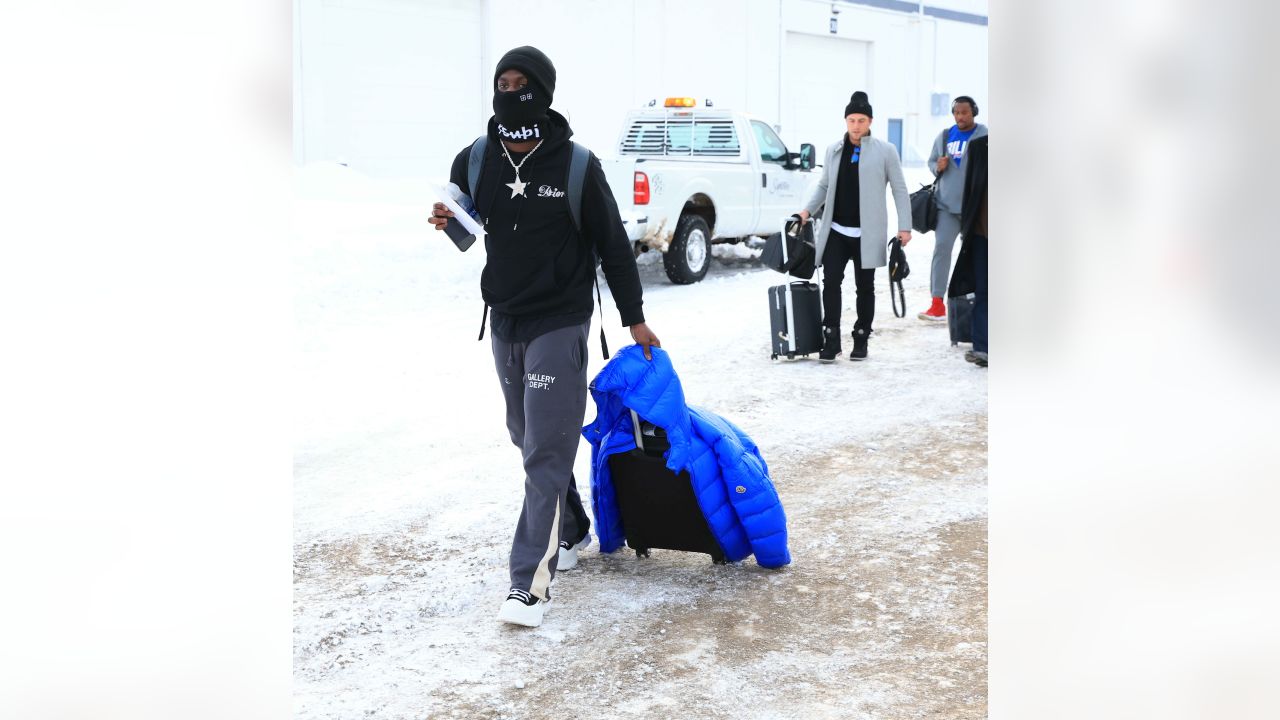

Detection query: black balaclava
xmin=844 ymin=91 xmax=873 ymax=118
xmin=492 ymin=46 xmax=556 ymax=143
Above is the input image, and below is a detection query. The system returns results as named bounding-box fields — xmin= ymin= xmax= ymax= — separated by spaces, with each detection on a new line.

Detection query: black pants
xmin=821 ymin=234 xmax=875 ymax=334
xmin=970 ymin=235 xmax=988 ymax=354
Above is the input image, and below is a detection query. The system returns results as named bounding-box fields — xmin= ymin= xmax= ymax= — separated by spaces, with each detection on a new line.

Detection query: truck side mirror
xmin=799 ymin=143 xmax=815 ymax=171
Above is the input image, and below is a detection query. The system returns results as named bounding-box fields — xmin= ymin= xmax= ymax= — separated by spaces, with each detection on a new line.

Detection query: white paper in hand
xmin=428 ymin=181 xmax=485 ymax=251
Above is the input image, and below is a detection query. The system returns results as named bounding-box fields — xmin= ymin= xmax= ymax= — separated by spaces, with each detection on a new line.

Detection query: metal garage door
xmin=295 ymin=0 xmax=484 ymax=177
xmin=780 ymin=32 xmax=870 ymax=156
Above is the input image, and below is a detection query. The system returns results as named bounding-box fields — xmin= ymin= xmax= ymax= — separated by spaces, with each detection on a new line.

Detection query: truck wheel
xmin=664 ymin=214 xmax=711 ymax=284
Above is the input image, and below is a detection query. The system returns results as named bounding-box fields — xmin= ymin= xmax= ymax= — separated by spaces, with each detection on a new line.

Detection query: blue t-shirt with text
xmin=946 ymin=125 xmax=977 ymax=167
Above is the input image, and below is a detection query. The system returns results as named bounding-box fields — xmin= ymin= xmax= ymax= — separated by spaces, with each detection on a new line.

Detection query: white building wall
xmin=929 ymin=15 xmax=990 ymax=138
xmin=294 ymin=0 xmax=486 ymax=176
xmin=481 ymin=0 xmax=778 ymax=158
xmin=294 ymin=0 xmax=987 ymax=177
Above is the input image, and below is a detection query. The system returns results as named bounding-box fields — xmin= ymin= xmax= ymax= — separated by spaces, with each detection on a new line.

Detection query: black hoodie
xmin=449 ymin=110 xmax=645 ymax=343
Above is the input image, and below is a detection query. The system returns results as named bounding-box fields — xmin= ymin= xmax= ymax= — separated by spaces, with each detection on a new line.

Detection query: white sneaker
xmin=496 ymin=588 xmax=548 ymax=627
xmin=556 ymin=533 xmax=592 ymax=571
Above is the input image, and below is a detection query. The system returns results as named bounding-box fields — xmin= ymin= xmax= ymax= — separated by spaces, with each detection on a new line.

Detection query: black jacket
xmin=449 ymin=110 xmax=644 ymax=342
xmin=960 ymin=135 xmax=988 ymax=238
xmin=948 ymin=134 xmax=988 ymax=298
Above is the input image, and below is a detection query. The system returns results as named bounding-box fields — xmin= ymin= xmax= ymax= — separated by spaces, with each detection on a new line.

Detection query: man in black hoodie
xmin=428 ymin=46 xmax=659 ymax=628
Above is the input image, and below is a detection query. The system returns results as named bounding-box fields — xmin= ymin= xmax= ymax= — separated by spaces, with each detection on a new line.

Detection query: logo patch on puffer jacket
xmin=537 ymin=185 xmax=565 ymax=198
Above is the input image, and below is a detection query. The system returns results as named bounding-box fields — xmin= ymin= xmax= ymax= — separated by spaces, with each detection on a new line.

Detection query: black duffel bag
xmin=761 ymin=215 xmax=816 ymax=280
xmin=888 ymin=237 xmax=910 ymax=318
xmin=910 ymin=177 xmax=941 ymax=233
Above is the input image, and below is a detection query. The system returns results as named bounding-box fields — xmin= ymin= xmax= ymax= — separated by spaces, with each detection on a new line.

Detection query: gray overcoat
xmin=802 ymin=135 xmax=912 ymax=269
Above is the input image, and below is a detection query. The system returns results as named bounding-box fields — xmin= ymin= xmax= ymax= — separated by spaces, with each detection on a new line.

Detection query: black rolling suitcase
xmin=607 ymin=410 xmax=727 ymax=563
xmin=948 ymin=293 xmax=975 ymax=346
xmin=769 ymin=282 xmax=822 ymax=359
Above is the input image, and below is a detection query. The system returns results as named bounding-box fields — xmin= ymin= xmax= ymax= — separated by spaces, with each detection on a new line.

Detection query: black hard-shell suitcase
xmin=948 ymin=293 xmax=975 ymax=346
xmin=769 ymin=282 xmax=822 ymax=359
xmin=607 ymin=411 xmax=727 ymax=563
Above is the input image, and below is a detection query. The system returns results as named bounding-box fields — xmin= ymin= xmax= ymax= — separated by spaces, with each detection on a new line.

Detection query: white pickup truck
xmin=602 ymin=98 xmax=820 ymax=284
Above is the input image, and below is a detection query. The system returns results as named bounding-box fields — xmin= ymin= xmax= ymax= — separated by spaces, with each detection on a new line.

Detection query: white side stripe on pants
xmin=529 ymin=499 xmax=561 ymax=601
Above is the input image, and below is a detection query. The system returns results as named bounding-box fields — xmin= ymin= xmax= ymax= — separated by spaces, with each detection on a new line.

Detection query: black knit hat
xmin=844 ymin=91 xmax=873 ymax=118
xmin=494 ymin=46 xmax=556 ymax=102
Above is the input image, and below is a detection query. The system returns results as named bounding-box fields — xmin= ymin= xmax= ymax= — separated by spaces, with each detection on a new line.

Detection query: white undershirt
xmin=830 ymin=222 xmax=862 ymax=238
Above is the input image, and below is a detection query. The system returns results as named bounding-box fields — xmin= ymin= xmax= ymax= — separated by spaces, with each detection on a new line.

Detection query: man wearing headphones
xmin=919 ymin=96 xmax=988 ymax=322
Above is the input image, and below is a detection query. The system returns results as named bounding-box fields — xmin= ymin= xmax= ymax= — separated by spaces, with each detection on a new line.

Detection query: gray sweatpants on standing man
xmin=491 ymin=319 xmax=593 ymax=602
xmin=931 ymin=210 xmax=963 ymax=298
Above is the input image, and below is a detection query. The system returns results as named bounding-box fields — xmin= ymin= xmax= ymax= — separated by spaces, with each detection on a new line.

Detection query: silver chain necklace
xmin=501 ymin=139 xmax=545 ymax=199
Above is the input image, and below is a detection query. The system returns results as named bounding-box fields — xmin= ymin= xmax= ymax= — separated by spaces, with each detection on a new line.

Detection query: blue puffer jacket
xmin=581 ymin=346 xmax=791 ymax=568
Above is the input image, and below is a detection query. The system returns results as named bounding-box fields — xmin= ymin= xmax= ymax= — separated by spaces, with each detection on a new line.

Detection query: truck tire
xmin=664 ymin=214 xmax=711 ymax=284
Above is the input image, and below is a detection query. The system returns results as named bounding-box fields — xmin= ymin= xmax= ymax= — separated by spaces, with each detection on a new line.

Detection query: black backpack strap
xmin=595 ymin=277 xmax=609 ymax=360
xmin=566 ymin=142 xmax=589 ymax=232
xmin=566 ymin=142 xmax=610 ymax=359
xmin=470 ymin=136 xmax=489 ymax=344
xmin=468 ymin=135 xmax=487 ymax=202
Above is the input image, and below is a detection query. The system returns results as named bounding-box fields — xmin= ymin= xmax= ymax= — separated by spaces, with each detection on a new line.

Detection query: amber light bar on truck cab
xmin=646 ymin=97 xmax=716 ymax=108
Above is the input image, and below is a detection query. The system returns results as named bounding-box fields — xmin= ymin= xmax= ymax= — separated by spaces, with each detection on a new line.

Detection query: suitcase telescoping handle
xmin=780 ymin=216 xmax=797 ymax=267
xmin=629 ymin=409 xmax=673 ymax=455
xmin=630 ymin=409 xmax=644 ymax=449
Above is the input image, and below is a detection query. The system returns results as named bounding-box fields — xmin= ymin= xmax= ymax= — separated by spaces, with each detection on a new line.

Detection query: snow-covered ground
xmin=293 ymin=162 xmax=987 ymax=718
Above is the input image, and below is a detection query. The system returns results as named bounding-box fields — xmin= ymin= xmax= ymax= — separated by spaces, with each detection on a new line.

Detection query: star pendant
xmin=506 ymin=177 xmax=528 ymax=198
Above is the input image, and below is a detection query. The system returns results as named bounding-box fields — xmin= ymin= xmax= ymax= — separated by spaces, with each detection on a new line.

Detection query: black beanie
xmin=844 ymin=91 xmax=873 ymax=118
xmin=494 ymin=46 xmax=556 ymax=103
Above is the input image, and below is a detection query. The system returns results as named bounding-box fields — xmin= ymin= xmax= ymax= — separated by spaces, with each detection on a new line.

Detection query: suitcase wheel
xmin=770 ymin=353 xmax=778 ymax=360
xmin=635 ymin=548 xmax=651 ymax=559
xmin=786 ymin=352 xmax=795 ymax=360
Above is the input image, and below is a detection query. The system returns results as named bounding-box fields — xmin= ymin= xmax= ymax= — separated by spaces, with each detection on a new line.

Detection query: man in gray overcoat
xmin=798 ymin=91 xmax=912 ymax=362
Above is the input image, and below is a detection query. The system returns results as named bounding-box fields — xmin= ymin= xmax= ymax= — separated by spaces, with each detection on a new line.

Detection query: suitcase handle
xmin=630 ymin=409 xmax=643 ymax=449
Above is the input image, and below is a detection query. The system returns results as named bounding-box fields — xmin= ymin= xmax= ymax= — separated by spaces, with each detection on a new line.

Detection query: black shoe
xmin=818 ymin=327 xmax=841 ymax=363
xmin=849 ymin=328 xmax=869 ymax=361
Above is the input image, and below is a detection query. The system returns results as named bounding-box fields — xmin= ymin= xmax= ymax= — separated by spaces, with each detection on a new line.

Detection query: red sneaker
xmin=918 ymin=296 xmax=946 ymax=321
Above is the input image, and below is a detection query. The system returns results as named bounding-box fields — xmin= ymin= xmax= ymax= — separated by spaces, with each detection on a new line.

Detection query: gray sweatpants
xmin=491 ymin=320 xmax=592 ymax=601
xmin=930 ymin=210 xmax=963 ymax=298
